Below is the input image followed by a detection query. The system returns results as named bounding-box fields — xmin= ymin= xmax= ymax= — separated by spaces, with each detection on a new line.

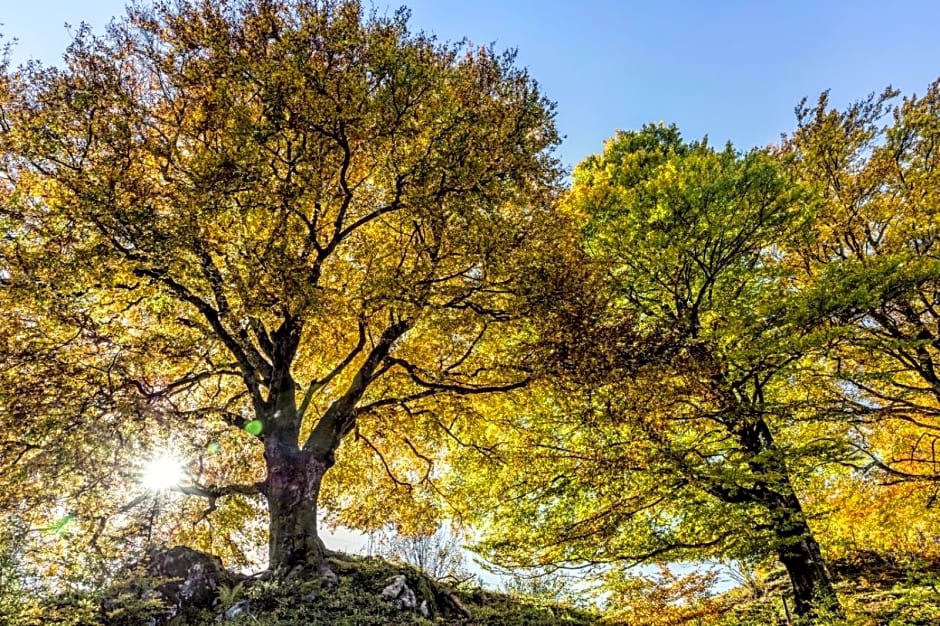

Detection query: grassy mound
xmin=3 ymin=553 xmax=601 ymax=626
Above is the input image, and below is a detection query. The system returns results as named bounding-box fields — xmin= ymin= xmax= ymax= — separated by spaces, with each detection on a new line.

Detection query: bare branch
xmin=174 ymin=481 xmax=265 ymax=520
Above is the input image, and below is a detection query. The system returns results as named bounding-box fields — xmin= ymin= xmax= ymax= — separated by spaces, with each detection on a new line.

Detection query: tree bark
xmin=263 ymin=437 xmax=329 ymax=572
xmin=770 ymin=490 xmax=841 ymax=619
xmin=732 ymin=416 xmax=842 ymax=619
xmin=256 ymin=317 xmax=408 ymax=573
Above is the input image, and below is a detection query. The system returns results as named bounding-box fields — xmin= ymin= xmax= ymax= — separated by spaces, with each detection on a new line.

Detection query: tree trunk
xmin=770 ymin=491 xmax=841 ymax=619
xmin=263 ymin=438 xmax=329 ymax=572
xmin=733 ymin=416 xmax=842 ymax=619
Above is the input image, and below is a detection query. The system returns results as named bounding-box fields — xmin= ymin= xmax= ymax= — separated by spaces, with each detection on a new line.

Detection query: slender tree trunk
xmin=734 ymin=417 xmax=841 ymax=619
xmin=263 ymin=437 xmax=329 ymax=572
xmin=770 ymin=490 xmax=841 ymax=619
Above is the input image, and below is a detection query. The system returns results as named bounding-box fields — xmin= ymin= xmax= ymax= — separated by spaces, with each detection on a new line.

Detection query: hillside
xmin=711 ymin=554 xmax=940 ymax=626
xmin=7 ymin=549 xmax=940 ymax=625
xmin=5 ymin=550 xmax=601 ymax=626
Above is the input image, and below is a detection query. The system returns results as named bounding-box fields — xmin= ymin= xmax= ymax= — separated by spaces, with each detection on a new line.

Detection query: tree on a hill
xmin=0 ymin=0 xmax=561 ymax=575
xmin=461 ymin=125 xmax=845 ymax=618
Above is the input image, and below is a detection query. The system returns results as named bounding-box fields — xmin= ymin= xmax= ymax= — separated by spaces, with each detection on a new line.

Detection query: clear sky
xmin=3 ymin=1 xmax=940 ymax=170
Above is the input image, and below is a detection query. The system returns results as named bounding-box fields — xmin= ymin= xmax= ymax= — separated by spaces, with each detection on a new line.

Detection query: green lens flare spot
xmin=244 ymin=420 xmax=263 ymax=436
xmin=47 ymin=514 xmax=75 ymax=536
xmin=207 ymin=442 xmax=221 ymax=454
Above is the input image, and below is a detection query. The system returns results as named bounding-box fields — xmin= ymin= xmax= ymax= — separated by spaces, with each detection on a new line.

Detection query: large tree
xmin=461 ymin=125 xmax=846 ymax=617
xmin=0 ymin=0 xmax=561 ymax=575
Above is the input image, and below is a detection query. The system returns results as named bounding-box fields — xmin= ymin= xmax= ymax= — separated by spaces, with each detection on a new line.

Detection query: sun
xmin=140 ymin=453 xmax=186 ymax=491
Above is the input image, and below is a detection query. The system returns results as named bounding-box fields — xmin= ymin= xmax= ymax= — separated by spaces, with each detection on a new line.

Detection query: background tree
xmin=460 ymin=125 xmax=847 ymax=617
xmin=783 ymin=82 xmax=940 ymax=491
xmin=368 ymin=523 xmax=471 ymax=582
xmin=0 ymin=0 xmax=561 ymax=576
xmin=600 ymin=566 xmax=723 ymax=626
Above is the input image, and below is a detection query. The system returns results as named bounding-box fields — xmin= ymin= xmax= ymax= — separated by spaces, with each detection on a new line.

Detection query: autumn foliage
xmin=1 ymin=1 xmax=940 ymax=623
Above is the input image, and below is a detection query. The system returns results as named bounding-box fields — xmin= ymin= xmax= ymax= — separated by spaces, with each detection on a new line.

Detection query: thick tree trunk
xmin=770 ymin=491 xmax=841 ymax=619
xmin=263 ymin=438 xmax=329 ymax=572
xmin=254 ymin=315 xmax=407 ymax=573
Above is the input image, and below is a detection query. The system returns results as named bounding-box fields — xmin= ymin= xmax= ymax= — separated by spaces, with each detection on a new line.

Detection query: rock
xmin=419 ymin=599 xmax=429 ymax=617
xmin=316 ymin=560 xmax=339 ymax=588
xmin=216 ymin=599 xmax=252 ymax=622
xmin=146 ymin=545 xmax=239 ymax=613
xmin=380 ymin=574 xmax=418 ymax=611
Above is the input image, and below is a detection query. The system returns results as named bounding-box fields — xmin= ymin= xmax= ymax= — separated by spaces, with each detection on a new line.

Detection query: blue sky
xmin=3 ymin=1 xmax=939 ymax=169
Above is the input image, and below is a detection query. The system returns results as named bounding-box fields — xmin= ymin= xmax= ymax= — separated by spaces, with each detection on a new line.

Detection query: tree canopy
xmin=0 ymin=0 xmax=561 ymax=576
xmin=458 ymin=88 xmax=940 ymax=619
xmin=1 ymin=1 xmax=940 ymax=623
xmin=460 ymin=125 xmax=851 ymax=616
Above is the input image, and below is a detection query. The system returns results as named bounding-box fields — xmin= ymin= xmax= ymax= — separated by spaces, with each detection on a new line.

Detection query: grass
xmin=0 ymin=552 xmax=602 ymax=626
xmin=4 ymin=551 xmax=940 ymax=625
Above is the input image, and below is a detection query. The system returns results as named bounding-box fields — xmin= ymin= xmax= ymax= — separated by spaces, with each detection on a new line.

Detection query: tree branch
xmin=303 ymin=317 xmax=411 ymax=459
xmin=133 ymin=266 xmax=268 ymax=413
xmin=387 ymin=356 xmax=529 ymax=395
xmin=297 ymin=317 xmax=367 ymax=421
xmin=174 ymin=481 xmax=265 ymax=520
xmin=357 ymin=429 xmax=412 ymax=489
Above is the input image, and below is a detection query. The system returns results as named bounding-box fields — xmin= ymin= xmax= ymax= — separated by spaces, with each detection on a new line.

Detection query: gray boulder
xmin=146 ymin=545 xmax=240 ymax=613
xmin=216 ymin=599 xmax=252 ymax=622
xmin=380 ymin=574 xmax=418 ymax=611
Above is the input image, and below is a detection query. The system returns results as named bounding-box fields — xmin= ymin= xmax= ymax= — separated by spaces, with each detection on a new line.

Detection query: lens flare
xmin=140 ymin=454 xmax=185 ymax=491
